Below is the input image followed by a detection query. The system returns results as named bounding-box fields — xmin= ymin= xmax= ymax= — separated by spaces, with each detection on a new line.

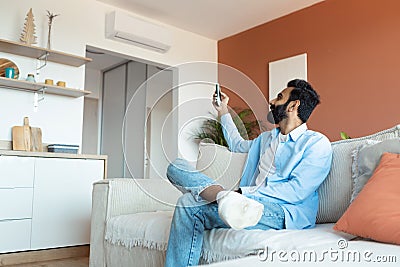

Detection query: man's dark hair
xmin=287 ymin=79 xmax=320 ymax=123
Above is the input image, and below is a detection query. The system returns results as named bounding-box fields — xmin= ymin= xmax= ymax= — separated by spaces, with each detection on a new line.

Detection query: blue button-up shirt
xmin=221 ymin=114 xmax=332 ymax=229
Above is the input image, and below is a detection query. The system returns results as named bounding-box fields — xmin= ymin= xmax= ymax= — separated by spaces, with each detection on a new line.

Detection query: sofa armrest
xmin=89 ymin=178 xmax=181 ymax=267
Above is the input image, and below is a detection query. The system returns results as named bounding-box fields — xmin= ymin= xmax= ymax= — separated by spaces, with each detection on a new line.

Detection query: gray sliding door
xmin=101 ymin=61 xmax=175 ymax=179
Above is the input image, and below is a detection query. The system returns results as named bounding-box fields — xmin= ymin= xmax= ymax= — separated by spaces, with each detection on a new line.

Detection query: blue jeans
xmin=165 ymin=158 xmax=285 ymax=267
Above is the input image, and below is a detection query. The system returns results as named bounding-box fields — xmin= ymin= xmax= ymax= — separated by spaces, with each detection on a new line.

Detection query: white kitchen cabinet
xmin=31 ymin=158 xmax=104 ymax=249
xmin=0 ymin=152 xmax=106 ymax=253
xmin=0 ymin=156 xmax=35 ymax=253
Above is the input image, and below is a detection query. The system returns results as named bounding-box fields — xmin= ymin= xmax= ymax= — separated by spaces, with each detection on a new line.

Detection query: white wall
xmin=82 ymin=98 xmax=99 ymax=154
xmin=84 ymin=68 xmax=102 ymax=100
xmin=0 ymin=0 xmax=217 ymax=155
xmin=175 ymin=62 xmax=218 ymax=163
xmin=145 ymin=65 xmax=173 ymax=179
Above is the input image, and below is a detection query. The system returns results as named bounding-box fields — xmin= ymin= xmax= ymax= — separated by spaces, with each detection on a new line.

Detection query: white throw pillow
xmin=350 ymin=140 xmax=381 ymax=181
xmin=351 ymin=138 xmax=400 ymax=202
xmin=196 ymin=142 xmax=247 ymax=191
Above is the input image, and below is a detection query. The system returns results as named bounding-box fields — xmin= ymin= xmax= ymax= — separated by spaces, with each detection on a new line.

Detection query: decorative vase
xmin=26 ymin=74 xmax=36 ymax=82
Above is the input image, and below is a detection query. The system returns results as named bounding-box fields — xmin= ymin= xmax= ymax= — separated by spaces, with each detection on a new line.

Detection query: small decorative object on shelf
xmin=0 ymin=58 xmax=20 ymax=79
xmin=20 ymin=8 xmax=37 ymax=45
xmin=26 ymin=73 xmax=36 ymax=82
xmin=46 ymin=10 xmax=60 ymax=50
xmin=56 ymin=81 xmax=66 ymax=87
xmin=45 ymin=79 xmax=54 ymax=85
xmin=5 ymin=67 xmax=15 ymax=79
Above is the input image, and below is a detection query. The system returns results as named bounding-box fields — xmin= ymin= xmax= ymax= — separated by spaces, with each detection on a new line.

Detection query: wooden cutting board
xmin=12 ymin=117 xmax=31 ymax=151
xmin=12 ymin=117 xmax=42 ymax=152
xmin=30 ymin=126 xmax=43 ymax=152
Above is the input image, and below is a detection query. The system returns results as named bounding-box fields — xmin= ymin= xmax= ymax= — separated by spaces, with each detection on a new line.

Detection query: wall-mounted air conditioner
xmin=105 ymin=11 xmax=172 ymax=53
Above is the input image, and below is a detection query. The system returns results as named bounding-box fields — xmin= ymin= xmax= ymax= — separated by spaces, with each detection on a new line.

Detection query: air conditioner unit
xmin=105 ymin=11 xmax=172 ymax=53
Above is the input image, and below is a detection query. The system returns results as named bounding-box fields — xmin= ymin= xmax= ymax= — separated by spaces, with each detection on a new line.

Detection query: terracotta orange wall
xmin=218 ymin=0 xmax=400 ymax=141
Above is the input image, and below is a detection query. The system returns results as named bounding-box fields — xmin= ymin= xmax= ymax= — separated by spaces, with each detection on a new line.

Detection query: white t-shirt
xmin=254 ymin=132 xmax=288 ymax=186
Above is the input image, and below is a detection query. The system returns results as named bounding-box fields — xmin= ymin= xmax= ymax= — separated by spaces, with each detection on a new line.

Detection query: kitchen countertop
xmin=0 ymin=149 xmax=107 ymax=160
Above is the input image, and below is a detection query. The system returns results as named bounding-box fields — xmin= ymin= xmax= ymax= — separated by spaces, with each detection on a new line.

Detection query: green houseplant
xmin=340 ymin=131 xmax=351 ymax=140
xmin=194 ymin=108 xmax=264 ymax=147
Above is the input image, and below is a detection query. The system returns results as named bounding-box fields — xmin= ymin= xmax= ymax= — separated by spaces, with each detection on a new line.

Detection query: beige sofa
xmin=89 ymin=125 xmax=400 ymax=267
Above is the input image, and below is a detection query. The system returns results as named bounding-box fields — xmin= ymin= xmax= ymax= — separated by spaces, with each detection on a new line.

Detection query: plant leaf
xmin=340 ymin=131 xmax=351 ymax=140
xmin=193 ymin=107 xmax=262 ymax=147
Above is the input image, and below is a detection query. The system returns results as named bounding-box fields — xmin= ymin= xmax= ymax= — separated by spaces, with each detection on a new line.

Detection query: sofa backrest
xmin=196 ymin=125 xmax=400 ymax=224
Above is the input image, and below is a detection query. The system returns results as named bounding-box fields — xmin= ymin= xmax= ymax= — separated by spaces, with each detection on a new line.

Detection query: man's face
xmin=267 ymin=87 xmax=293 ymax=124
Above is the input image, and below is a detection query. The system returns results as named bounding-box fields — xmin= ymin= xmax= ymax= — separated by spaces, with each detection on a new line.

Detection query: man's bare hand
xmin=213 ymin=91 xmax=229 ymax=116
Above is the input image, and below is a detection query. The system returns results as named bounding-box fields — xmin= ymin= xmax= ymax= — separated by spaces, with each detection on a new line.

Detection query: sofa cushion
xmin=105 ymin=211 xmax=172 ymax=251
xmin=316 ymin=125 xmax=400 ymax=223
xmin=196 ymin=142 xmax=246 ymax=190
xmin=334 ymin=153 xmax=400 ymax=245
xmin=104 ymin=211 xmax=354 ymax=264
xmin=201 ymin=223 xmax=355 ymax=263
xmin=351 ymin=139 xmax=400 ymax=201
xmin=197 ymin=239 xmax=400 ymax=267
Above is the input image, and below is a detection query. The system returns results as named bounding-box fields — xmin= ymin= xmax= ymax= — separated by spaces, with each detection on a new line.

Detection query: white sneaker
xmin=217 ymin=191 xmax=264 ymax=230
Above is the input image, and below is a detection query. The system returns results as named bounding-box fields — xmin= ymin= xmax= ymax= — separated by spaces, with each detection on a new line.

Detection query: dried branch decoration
xmin=20 ymin=8 xmax=37 ymax=45
xmin=46 ymin=10 xmax=60 ymax=50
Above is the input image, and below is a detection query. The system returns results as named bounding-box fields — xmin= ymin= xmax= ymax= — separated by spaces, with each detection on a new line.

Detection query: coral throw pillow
xmin=334 ymin=153 xmax=400 ymax=245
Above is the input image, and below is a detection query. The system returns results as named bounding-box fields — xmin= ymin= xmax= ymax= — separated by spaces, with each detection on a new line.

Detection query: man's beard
xmin=267 ymin=102 xmax=289 ymax=124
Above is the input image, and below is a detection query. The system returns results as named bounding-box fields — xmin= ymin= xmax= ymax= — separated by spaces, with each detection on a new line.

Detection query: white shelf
xmin=0 ymin=39 xmax=92 ymax=67
xmin=0 ymin=77 xmax=91 ymax=98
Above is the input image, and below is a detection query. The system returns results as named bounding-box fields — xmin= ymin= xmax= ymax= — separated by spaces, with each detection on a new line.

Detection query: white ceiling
xmin=97 ymin=0 xmax=325 ymax=40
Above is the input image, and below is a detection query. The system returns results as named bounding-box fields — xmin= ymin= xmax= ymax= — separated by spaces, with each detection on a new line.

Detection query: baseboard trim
xmin=0 ymin=245 xmax=89 ymax=266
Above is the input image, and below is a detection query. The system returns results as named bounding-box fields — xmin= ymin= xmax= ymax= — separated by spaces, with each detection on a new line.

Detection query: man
xmin=164 ymin=79 xmax=333 ymax=267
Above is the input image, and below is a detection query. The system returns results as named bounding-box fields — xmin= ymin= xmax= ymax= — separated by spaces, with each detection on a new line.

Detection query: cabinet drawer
xmin=0 ymin=188 xmax=33 ymax=220
xmin=0 ymin=156 xmax=34 ymax=188
xmin=0 ymin=219 xmax=31 ymax=253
